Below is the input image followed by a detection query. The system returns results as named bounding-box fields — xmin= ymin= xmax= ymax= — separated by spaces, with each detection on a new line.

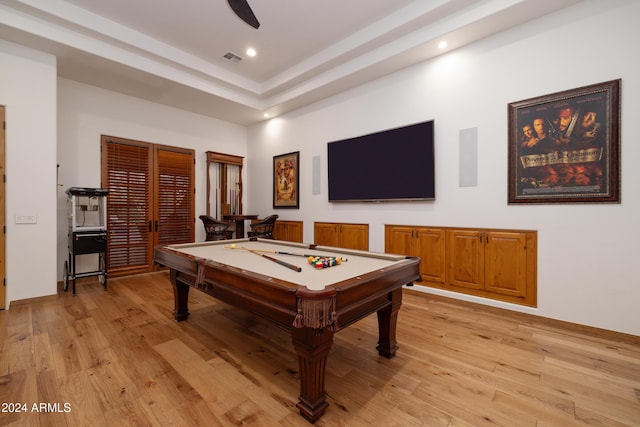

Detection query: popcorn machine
xmin=63 ymin=187 xmax=109 ymax=295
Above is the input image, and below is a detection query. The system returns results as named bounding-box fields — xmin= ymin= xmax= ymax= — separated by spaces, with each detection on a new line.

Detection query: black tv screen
xmin=327 ymin=120 xmax=435 ymax=202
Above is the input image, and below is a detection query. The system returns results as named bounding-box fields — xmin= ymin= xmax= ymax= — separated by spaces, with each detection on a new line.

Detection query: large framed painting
xmin=508 ymin=79 xmax=620 ymax=204
xmin=273 ymin=151 xmax=299 ymax=208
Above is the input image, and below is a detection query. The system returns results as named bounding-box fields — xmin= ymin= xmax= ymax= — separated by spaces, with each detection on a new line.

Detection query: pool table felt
xmin=165 ymin=239 xmax=407 ymax=291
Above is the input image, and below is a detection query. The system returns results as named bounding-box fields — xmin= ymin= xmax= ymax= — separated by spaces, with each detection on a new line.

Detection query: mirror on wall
xmin=206 ymin=151 xmax=244 ymax=218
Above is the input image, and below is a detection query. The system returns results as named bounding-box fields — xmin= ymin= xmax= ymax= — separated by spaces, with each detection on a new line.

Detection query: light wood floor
xmin=1 ymin=272 xmax=639 ymax=426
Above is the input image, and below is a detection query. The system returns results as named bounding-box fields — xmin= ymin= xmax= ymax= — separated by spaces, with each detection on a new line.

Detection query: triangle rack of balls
xmin=308 ymin=256 xmax=342 ymax=269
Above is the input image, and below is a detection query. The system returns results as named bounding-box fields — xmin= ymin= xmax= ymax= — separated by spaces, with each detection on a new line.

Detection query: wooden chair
xmin=247 ymin=215 xmax=279 ymax=239
xmin=199 ymin=215 xmax=234 ymax=241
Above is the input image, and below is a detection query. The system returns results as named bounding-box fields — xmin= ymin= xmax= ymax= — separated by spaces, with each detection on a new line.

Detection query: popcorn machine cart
xmin=63 ymin=187 xmax=109 ymax=295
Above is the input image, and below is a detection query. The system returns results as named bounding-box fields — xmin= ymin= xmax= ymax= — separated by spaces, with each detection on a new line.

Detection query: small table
xmin=154 ymin=238 xmax=420 ymax=423
xmin=222 ymin=214 xmax=258 ymax=238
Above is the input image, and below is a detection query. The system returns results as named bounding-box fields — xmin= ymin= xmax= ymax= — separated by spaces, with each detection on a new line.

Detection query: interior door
xmin=102 ymin=136 xmax=194 ymax=276
xmin=155 ymin=145 xmax=195 ymax=246
xmin=0 ymin=106 xmax=5 ymax=308
xmin=102 ymin=137 xmax=153 ymax=276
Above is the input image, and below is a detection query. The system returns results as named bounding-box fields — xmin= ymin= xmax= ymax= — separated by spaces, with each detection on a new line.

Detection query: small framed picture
xmin=273 ymin=151 xmax=299 ymax=208
xmin=508 ymin=79 xmax=620 ymax=204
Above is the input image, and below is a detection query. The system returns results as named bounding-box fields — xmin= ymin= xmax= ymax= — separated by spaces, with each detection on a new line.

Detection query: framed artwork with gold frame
xmin=273 ymin=151 xmax=299 ymax=208
xmin=508 ymin=79 xmax=620 ymax=204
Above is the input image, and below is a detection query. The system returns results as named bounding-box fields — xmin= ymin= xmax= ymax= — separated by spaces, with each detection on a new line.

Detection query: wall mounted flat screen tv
xmin=327 ymin=120 xmax=435 ymax=202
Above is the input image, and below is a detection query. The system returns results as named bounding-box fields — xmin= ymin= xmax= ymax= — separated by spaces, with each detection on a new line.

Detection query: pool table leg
xmin=376 ymin=287 xmax=403 ymax=358
xmin=170 ymin=270 xmax=190 ymax=321
xmin=292 ymin=326 xmax=334 ymax=423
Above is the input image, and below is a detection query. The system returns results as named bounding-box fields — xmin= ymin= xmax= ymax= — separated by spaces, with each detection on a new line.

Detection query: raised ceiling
xmin=0 ymin=0 xmax=581 ymax=125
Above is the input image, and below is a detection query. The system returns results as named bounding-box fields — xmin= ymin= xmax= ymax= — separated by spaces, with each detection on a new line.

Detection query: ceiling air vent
xmin=223 ymin=51 xmax=243 ymax=63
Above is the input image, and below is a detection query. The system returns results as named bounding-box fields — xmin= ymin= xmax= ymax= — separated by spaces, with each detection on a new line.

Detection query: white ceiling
xmin=0 ymin=0 xmax=581 ymax=125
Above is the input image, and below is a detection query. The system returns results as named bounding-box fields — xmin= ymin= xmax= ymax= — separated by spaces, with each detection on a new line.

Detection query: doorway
xmin=0 ymin=106 xmax=5 ymax=308
xmin=101 ymin=135 xmax=195 ymax=276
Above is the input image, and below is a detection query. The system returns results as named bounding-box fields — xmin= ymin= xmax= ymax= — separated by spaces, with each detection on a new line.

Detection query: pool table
xmin=154 ymin=238 xmax=420 ymax=423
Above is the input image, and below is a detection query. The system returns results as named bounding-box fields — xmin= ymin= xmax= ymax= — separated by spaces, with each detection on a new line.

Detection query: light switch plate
xmin=15 ymin=214 xmax=37 ymax=224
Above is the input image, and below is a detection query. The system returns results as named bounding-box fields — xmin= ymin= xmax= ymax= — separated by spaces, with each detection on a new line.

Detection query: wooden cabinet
xmin=314 ymin=222 xmax=369 ymax=250
xmin=385 ymin=226 xmax=446 ymax=287
xmin=273 ymin=220 xmax=303 ymax=242
xmin=448 ymin=229 xmax=533 ymax=301
xmin=385 ymin=225 xmax=537 ymax=307
xmin=314 ymin=222 xmax=339 ymax=247
xmin=447 ymin=228 xmax=484 ymax=290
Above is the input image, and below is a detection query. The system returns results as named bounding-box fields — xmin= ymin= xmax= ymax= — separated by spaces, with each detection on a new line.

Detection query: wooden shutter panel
xmin=155 ymin=147 xmax=195 ymax=245
xmin=102 ymin=137 xmax=153 ymax=273
xmin=102 ymin=137 xmax=195 ymax=276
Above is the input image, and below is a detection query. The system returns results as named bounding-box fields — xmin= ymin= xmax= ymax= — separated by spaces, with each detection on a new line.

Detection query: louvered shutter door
xmin=102 ymin=139 xmax=154 ymax=273
xmin=155 ymin=147 xmax=195 ymax=245
xmin=102 ymin=137 xmax=195 ymax=276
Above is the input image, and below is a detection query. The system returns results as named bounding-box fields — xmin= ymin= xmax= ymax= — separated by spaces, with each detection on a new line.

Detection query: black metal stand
xmin=63 ymin=230 xmax=108 ymax=296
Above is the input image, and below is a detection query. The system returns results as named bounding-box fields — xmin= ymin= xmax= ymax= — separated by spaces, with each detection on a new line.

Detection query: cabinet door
xmin=447 ymin=229 xmax=484 ymax=290
xmin=484 ymin=231 xmax=527 ymax=298
xmin=340 ymin=224 xmax=369 ymax=250
xmin=288 ymin=221 xmax=304 ymax=242
xmin=385 ymin=226 xmax=415 ymax=255
xmin=273 ymin=222 xmax=288 ymax=241
xmin=274 ymin=221 xmax=303 ymax=242
xmin=416 ymin=227 xmax=446 ymax=286
xmin=314 ymin=222 xmax=339 ymax=247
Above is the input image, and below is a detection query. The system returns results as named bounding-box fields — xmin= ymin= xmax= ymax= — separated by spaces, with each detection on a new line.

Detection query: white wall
xmin=57 ymin=79 xmax=247 ymax=279
xmin=2 ymin=0 xmax=637 ymax=337
xmin=0 ymin=40 xmax=57 ymax=305
xmin=2 ymin=62 xmax=246 ymax=304
xmin=246 ymin=0 xmax=640 ymax=336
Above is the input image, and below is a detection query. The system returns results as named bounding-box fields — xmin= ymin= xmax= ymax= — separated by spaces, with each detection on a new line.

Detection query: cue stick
xmin=243 ymin=247 xmax=302 ymax=272
xmin=227 ymin=246 xmax=348 ymax=262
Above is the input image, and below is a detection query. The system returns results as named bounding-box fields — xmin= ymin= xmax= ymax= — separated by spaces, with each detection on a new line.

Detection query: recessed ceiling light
xmin=263 ymin=113 xmax=270 ymax=118
xmin=246 ymin=48 xmax=257 ymax=57
xmin=438 ymin=41 xmax=447 ymax=49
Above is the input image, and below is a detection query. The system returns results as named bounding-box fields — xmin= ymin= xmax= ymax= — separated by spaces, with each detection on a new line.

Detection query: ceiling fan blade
xmin=227 ymin=0 xmax=260 ymax=29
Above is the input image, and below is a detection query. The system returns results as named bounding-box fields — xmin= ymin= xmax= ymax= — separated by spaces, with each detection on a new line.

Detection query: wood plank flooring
xmin=0 ymin=272 xmax=638 ymax=426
